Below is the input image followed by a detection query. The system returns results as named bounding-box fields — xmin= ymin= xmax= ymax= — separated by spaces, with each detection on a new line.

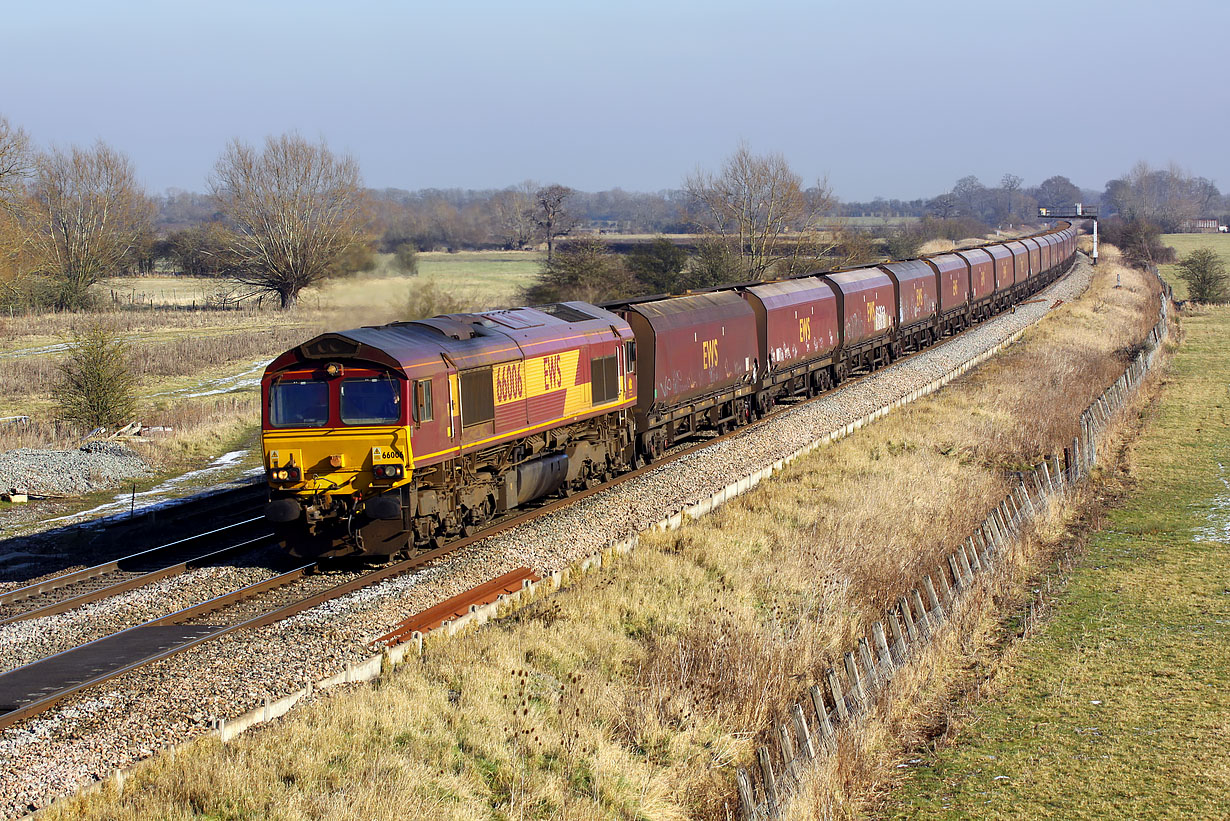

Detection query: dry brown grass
xmin=43 ymin=252 xmax=1159 ymax=820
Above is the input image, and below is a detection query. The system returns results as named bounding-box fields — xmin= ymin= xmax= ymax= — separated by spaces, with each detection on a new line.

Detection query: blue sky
xmin=5 ymin=0 xmax=1227 ymax=200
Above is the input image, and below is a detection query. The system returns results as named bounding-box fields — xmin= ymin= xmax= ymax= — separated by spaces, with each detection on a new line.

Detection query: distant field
xmin=885 ymin=306 xmax=1230 ymax=819
xmin=1159 ymin=232 xmax=1230 ymax=300
xmin=99 ymin=250 xmax=543 ymax=313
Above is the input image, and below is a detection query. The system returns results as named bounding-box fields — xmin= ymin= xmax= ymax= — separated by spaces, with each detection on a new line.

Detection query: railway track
xmin=0 ymin=520 xmax=275 ymax=625
xmin=0 ymin=281 xmax=1075 ymax=734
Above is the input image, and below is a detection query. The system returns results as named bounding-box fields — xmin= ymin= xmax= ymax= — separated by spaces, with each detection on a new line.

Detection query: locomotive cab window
xmin=340 ymin=377 xmax=401 ymax=425
xmin=413 ymin=379 xmax=433 ymax=424
xmin=269 ymin=380 xmax=329 ymax=428
xmin=624 ymin=340 xmax=636 ymax=374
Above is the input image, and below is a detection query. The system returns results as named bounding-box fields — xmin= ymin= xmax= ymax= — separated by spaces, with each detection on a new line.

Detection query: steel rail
xmin=0 ymin=561 xmax=317 ymax=731
xmin=0 ymin=517 xmax=267 ymax=606
xmin=0 ymin=533 xmax=276 ymax=626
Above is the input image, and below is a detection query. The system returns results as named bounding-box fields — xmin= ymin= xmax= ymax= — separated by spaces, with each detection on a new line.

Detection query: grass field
xmin=99 ymin=250 xmax=543 ymax=313
xmin=883 ymin=305 xmax=1230 ymax=818
xmin=1158 ymin=232 xmax=1230 ymax=301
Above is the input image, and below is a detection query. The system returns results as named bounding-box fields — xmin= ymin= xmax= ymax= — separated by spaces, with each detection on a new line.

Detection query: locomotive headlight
xmin=325 ymin=362 xmax=343 ymax=378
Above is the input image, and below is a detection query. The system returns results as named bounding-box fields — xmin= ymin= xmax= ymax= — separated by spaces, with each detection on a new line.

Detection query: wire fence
xmin=736 ymin=275 xmax=1172 ymax=820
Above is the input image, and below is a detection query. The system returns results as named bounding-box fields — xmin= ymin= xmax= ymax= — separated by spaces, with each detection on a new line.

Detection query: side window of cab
xmin=413 ymin=379 xmax=434 ymax=424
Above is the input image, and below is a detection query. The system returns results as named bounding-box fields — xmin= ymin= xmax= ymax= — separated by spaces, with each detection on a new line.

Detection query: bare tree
xmin=0 ymin=115 xmax=32 ymax=211
xmin=684 ymin=142 xmax=836 ymax=280
xmin=952 ymin=175 xmax=986 ymax=219
xmin=26 ymin=142 xmax=152 ymax=309
xmin=0 ymin=116 xmax=33 ymax=298
xmin=492 ymin=181 xmax=538 ymax=250
xmin=535 ymin=184 xmax=575 ymax=261
xmin=999 ymin=173 xmax=1023 ymax=223
xmin=1103 ymin=161 xmax=1216 ymax=231
xmin=926 ymin=193 xmax=958 ymax=219
xmin=211 ymin=134 xmax=366 ymax=309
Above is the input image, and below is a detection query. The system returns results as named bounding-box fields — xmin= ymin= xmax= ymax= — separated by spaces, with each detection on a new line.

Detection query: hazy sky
xmin=6 ymin=0 xmax=1227 ymax=201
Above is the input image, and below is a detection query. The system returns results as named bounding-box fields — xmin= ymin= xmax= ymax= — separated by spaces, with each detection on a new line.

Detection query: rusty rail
xmin=371 ymin=567 xmax=540 ymax=647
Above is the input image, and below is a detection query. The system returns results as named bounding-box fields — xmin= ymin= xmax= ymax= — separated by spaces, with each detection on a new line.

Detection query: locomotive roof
xmin=266 ymin=301 xmax=627 ymax=377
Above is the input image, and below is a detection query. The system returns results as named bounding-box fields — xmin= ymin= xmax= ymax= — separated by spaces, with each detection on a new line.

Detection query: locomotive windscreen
xmin=270 ymin=380 xmax=329 ymax=428
xmin=340 ymin=377 xmax=401 ymax=425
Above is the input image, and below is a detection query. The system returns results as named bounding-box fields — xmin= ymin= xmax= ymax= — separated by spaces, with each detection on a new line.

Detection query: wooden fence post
xmin=887 ymin=609 xmax=908 ymax=662
xmin=810 ymin=684 xmax=835 ymax=749
xmin=872 ymin=620 xmax=895 ymax=671
xmin=935 ymin=565 xmax=954 ymax=605
xmin=844 ymin=652 xmax=867 ymax=708
xmin=792 ymin=703 xmax=817 ymax=760
xmin=826 ymin=668 xmax=849 ymax=723
xmin=737 ymin=768 xmax=758 ymax=820
xmin=966 ymin=538 xmax=983 ymax=573
xmin=948 ymin=553 xmax=965 ymax=590
xmin=778 ymin=722 xmax=800 ymax=781
xmin=910 ymin=589 xmax=932 ymax=636
xmin=758 ymin=746 xmax=780 ymax=818
xmin=957 ymin=544 xmax=974 ymax=581
xmin=858 ymin=637 xmax=881 ymax=689
xmin=923 ymin=575 xmax=945 ymax=621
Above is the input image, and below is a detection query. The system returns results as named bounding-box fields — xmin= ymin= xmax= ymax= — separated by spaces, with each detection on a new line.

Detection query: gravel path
xmin=0 ymin=258 xmax=1096 ymax=818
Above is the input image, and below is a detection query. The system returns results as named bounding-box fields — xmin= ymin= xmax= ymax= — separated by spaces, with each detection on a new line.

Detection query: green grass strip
xmin=886 ymin=307 xmax=1230 ymax=819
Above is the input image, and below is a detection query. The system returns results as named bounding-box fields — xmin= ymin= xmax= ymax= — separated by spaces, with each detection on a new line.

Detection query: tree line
xmin=3 ymin=110 xmax=1228 ymax=313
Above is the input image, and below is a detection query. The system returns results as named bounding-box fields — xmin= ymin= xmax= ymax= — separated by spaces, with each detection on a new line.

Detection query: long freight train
xmin=261 ymin=224 xmax=1078 ymax=558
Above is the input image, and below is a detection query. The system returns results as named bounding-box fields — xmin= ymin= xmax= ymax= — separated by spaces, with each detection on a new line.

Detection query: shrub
xmin=402 ymin=277 xmax=470 ymax=319
xmin=1100 ymin=217 xmax=1176 ymax=270
xmin=626 ymin=237 xmax=689 ymax=294
xmin=392 ymin=243 xmax=419 ymax=276
xmin=1175 ymin=247 xmax=1228 ymax=302
xmin=55 ymin=323 xmax=137 ymax=430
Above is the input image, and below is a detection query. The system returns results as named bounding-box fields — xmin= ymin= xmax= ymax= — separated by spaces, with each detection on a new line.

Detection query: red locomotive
xmin=261 ymin=224 xmax=1077 ymax=559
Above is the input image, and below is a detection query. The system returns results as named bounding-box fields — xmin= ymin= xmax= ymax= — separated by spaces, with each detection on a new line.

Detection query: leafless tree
xmin=535 ymin=184 xmax=576 ymax=261
xmin=926 ymin=193 xmax=958 ymax=219
xmin=492 ymin=181 xmax=538 ymax=250
xmin=1103 ymin=161 xmax=1218 ymax=231
xmin=0 ymin=115 xmax=32 ymax=212
xmin=26 ymin=141 xmax=152 ymax=308
xmin=211 ymin=133 xmax=366 ymax=309
xmin=684 ymin=142 xmax=836 ymax=280
xmin=0 ymin=116 xmax=33 ymax=295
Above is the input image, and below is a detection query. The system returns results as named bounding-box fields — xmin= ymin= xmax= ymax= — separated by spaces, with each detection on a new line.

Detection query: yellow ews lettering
xmin=495 ymin=362 xmax=524 ymax=403
xmin=543 ymin=354 xmax=564 ymax=391
xmin=798 ymin=316 xmax=811 ymax=342
xmin=952 ymin=277 xmax=959 ymax=296
xmin=866 ymin=300 xmax=876 ymax=327
xmin=702 ymin=339 xmax=720 ymax=369
xmin=915 ymin=286 xmax=924 ymax=311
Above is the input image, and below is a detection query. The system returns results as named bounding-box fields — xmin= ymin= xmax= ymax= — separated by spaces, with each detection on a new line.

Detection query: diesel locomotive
xmin=261 ymin=223 xmax=1077 ymax=559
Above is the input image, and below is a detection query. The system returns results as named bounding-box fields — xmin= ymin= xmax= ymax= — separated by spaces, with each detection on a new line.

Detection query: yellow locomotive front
xmin=261 ymin=336 xmax=418 ymax=559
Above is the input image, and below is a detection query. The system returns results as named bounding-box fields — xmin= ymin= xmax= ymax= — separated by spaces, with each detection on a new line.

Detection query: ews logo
xmin=798 ymin=317 xmax=811 ymax=342
xmin=543 ymin=354 xmax=564 ymax=391
xmin=702 ymin=339 xmax=720 ymax=369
